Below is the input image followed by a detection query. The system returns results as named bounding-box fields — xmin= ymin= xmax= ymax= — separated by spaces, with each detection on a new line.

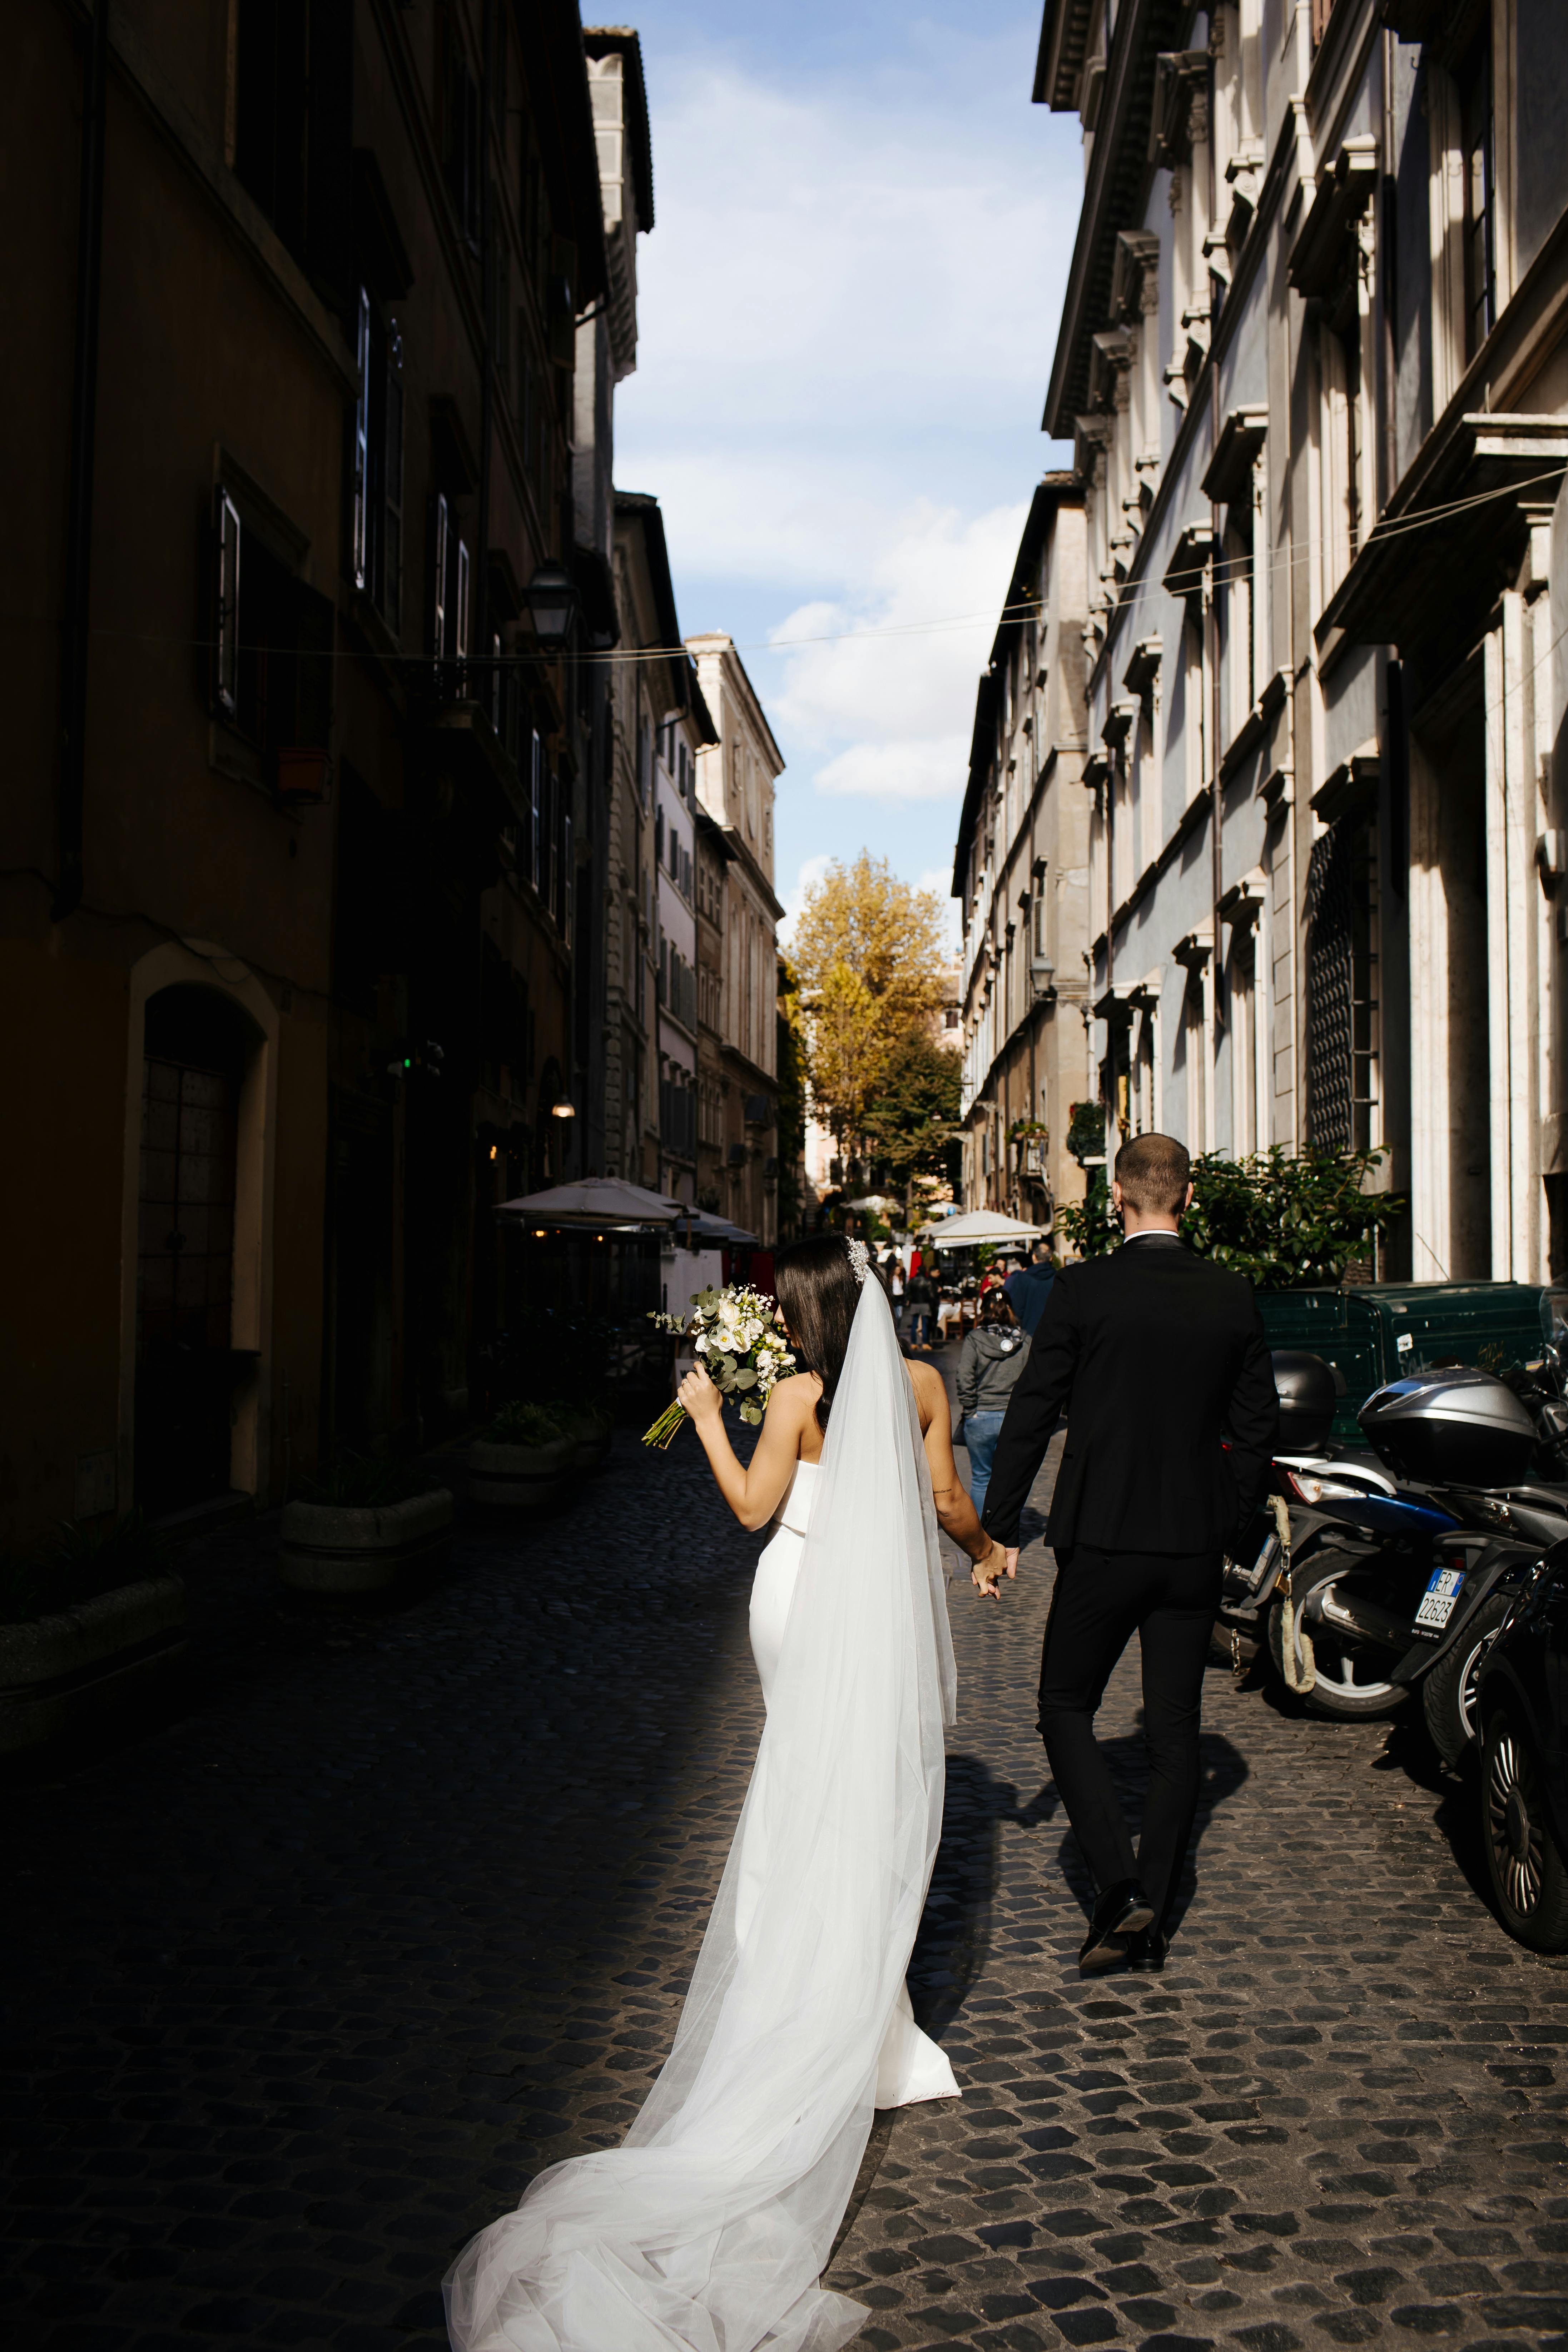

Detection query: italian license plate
xmin=1414 ymin=1565 xmax=1465 ymax=1637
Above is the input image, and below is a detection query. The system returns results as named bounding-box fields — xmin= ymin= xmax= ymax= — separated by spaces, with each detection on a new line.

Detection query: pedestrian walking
xmin=979 ymin=1131 xmax=1277 ymax=1977
xmin=888 ymin=1250 xmax=907 ymax=1326
xmin=1004 ymin=1237 xmax=1058 ymax=1336
xmin=904 ymin=1263 xmax=937 ymax=1350
xmin=956 ymin=1289 xmax=1030 ymax=1519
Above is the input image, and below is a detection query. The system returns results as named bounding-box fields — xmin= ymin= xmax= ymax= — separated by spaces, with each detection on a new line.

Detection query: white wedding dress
xmin=445 ymin=1273 xmax=959 ymax=2352
xmin=747 ymin=1459 xmax=957 ymax=2112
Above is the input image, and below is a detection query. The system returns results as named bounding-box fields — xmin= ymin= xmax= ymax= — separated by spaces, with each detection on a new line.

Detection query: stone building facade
xmin=607 ymin=494 xmax=714 ymax=1198
xmin=1 ymin=0 xmax=613 ymax=1544
xmin=954 ymin=478 xmax=1094 ymax=1225
xmin=688 ymin=635 xmax=787 ymax=1244
xmin=1033 ymin=0 xmax=1568 ymax=1281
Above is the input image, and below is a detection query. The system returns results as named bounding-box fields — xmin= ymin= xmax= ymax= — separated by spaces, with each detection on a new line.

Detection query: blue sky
xmin=605 ymin=1 xmax=1083 ymax=938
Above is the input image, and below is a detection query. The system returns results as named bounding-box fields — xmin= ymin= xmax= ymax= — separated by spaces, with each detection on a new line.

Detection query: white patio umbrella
xmin=496 ymin=1177 xmax=680 ymax=1227
xmin=924 ymin=1208 xmax=1045 ymax=1249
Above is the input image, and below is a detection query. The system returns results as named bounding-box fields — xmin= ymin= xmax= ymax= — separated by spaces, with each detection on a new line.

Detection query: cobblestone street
xmin=7 ymin=1355 xmax=1568 ymax=2352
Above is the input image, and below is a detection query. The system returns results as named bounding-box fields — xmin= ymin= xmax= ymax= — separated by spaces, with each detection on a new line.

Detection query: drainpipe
xmin=54 ymin=0 xmax=110 ymax=923
xmin=474 ymin=0 xmax=493 ymax=668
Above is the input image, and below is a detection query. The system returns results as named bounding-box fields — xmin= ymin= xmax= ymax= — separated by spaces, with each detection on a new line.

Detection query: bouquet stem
xmin=641 ymin=1401 xmax=688 ymax=1450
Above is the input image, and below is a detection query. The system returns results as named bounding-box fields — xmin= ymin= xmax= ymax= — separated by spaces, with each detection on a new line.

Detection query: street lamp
xmin=551 ymin=1099 xmax=576 ymax=1120
xmin=525 ymin=560 xmax=578 ymax=649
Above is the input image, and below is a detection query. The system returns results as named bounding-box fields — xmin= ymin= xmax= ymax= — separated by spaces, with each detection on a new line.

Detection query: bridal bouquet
xmin=643 ymin=1284 xmax=796 ymax=1448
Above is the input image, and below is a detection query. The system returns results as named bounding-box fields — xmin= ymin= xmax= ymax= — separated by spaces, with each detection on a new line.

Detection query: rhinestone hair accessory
xmin=846 ymin=1237 xmax=871 ymax=1287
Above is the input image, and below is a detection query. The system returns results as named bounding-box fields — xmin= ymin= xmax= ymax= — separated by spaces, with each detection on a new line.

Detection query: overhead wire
xmin=0 ymin=456 xmax=1562 ymax=673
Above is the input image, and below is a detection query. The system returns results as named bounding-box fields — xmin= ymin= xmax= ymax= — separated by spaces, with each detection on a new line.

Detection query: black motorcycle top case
xmin=1359 ymin=1368 xmax=1536 ymax=1485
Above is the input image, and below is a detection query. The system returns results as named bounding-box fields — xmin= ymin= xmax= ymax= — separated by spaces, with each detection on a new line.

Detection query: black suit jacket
xmin=978 ymin=1235 xmax=1279 ymax=1554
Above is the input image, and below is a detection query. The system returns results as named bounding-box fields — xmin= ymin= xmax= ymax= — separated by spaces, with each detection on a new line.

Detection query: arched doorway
xmin=135 ymin=986 xmax=257 ymax=1514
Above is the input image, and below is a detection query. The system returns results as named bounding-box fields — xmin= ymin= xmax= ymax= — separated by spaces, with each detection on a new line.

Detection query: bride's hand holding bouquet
xmin=642 ymin=1283 xmax=796 ymax=1449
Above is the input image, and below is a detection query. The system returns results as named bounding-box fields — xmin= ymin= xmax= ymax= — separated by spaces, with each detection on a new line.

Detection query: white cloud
xmin=813 ymin=740 xmax=963 ymax=800
xmin=612 ymin=17 xmax=1082 ymax=876
xmin=764 ymin=498 xmax=1026 ymax=809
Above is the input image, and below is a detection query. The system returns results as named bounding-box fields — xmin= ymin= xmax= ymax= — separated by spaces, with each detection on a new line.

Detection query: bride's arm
xmin=908 ymin=1361 xmax=1009 ymax=1598
xmin=677 ymin=1365 xmax=817 ymax=1531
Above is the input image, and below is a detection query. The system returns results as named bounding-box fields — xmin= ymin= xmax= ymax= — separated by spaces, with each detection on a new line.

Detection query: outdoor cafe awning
xmin=497 ymin=1177 xmax=678 ymax=1229
xmin=923 ymin=1208 xmax=1045 ymax=1249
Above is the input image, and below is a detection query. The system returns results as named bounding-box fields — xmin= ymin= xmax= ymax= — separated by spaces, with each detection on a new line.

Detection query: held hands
xmin=971 ymin=1539 xmax=1012 ymax=1601
xmin=677 ymin=1360 xmax=724 ymax=1428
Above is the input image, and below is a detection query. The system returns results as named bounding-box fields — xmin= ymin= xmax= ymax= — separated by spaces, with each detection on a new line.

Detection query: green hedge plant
xmin=1057 ymin=1147 xmax=1403 ymax=1290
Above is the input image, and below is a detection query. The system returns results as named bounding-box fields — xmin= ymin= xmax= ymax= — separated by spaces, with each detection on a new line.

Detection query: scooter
xmin=1218 ymin=1353 xmax=1565 ymax=1763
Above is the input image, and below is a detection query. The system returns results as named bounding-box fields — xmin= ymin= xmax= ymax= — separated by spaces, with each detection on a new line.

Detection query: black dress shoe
xmin=1126 ymin=1924 xmax=1167 ymax=1973
xmin=1078 ymin=1878 xmax=1154 ymax=1975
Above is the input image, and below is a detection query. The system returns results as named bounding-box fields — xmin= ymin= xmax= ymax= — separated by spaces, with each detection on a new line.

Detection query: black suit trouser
xmin=1038 ymin=1544 xmax=1221 ymax=1922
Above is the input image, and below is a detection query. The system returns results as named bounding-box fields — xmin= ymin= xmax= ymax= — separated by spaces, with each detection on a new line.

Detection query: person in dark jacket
xmin=980 ymin=1131 xmax=1278 ymax=1977
xmin=1004 ymin=1239 xmax=1057 ymax=1336
xmin=904 ymin=1266 xmax=938 ymax=1350
xmin=956 ymin=1291 xmax=1030 ymax=1517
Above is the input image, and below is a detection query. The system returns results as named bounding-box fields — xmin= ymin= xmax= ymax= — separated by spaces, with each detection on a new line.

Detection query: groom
xmin=979 ymin=1131 xmax=1277 ymax=1975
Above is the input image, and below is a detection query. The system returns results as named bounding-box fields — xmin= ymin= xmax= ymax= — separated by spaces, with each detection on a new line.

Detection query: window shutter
xmin=214 ymin=488 xmax=241 ymax=720
xmin=383 ymin=326 xmax=404 ymax=633
xmin=352 ymin=288 xmax=371 ymax=590
xmin=431 ymin=491 xmax=448 ymax=660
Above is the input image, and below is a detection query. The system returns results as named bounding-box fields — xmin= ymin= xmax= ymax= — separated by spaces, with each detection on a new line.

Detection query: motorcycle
xmin=1218 ymin=1350 xmax=1568 ymax=1764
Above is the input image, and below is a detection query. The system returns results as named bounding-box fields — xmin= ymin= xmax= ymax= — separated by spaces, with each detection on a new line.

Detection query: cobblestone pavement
xmin=6 ymin=1347 xmax=1568 ymax=2352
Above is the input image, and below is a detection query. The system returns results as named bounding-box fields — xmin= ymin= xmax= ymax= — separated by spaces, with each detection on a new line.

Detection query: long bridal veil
xmin=445 ymin=1271 xmax=957 ymax=2352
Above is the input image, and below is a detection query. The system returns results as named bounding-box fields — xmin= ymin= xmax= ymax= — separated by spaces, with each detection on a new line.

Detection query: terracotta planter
xmin=278 ymin=1489 xmax=454 ymax=1594
xmin=0 ymin=1574 xmax=187 ymax=1754
xmin=467 ymin=1434 xmax=575 ymax=1510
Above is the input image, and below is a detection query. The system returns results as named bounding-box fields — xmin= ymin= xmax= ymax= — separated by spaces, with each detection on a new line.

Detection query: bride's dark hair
xmin=773 ymin=1235 xmax=862 ymax=1433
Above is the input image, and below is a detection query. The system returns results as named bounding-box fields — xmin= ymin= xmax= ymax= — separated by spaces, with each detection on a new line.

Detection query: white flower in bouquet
xmin=644 ymin=1283 xmax=797 ymax=1448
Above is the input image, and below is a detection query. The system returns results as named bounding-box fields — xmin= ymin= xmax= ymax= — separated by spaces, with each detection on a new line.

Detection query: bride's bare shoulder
xmin=767 ymin=1371 xmax=821 ymax=1411
xmin=903 ymin=1356 xmax=947 ymax=1429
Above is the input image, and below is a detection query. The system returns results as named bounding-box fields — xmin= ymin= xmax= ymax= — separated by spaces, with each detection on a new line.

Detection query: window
xmin=214 ymin=490 xmax=241 ymax=719
xmin=1322 ymin=283 xmax=1363 ymax=591
xmin=431 ymin=492 xmax=448 ymax=658
xmin=234 ymin=0 xmax=308 ymax=250
xmin=352 ymin=291 xmax=371 ymax=589
xmin=210 ymin=487 xmax=333 ymax=788
xmin=1182 ymin=975 xmax=1207 ymax=1148
xmin=232 ymin=2 xmax=351 ymax=289
xmin=1230 ymin=932 xmax=1258 ymax=1155
xmin=1305 ymin=814 xmax=1379 ymax=1153
xmin=525 ymin=729 xmax=541 ymax=889
xmin=1220 ymin=513 xmax=1254 ymax=742
xmin=1459 ymin=23 xmax=1495 ymax=360
xmin=353 ymin=294 xmax=404 ymax=632
xmin=429 ymin=495 xmax=469 ymax=672
xmin=443 ymin=21 xmax=480 ymax=250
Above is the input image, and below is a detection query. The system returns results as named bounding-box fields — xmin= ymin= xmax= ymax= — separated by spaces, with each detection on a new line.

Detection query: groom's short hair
xmin=1115 ymin=1131 xmax=1191 ymax=1216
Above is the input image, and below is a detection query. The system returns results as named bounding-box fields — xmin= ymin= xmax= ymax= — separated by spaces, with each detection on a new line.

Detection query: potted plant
xmin=0 ymin=1513 xmax=187 ymax=1755
xmin=467 ymin=1401 xmax=575 ymax=1511
xmin=559 ymin=1400 xmax=613 ymax=1474
xmin=278 ymin=1454 xmax=453 ymax=1596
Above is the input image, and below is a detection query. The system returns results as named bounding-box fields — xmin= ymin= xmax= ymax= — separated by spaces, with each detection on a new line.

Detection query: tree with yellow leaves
xmin=790 ymin=854 xmax=950 ymax=1152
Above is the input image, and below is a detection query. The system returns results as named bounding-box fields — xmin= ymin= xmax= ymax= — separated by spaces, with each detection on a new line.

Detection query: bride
xmin=445 ymin=1233 xmax=1010 ymax=2352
